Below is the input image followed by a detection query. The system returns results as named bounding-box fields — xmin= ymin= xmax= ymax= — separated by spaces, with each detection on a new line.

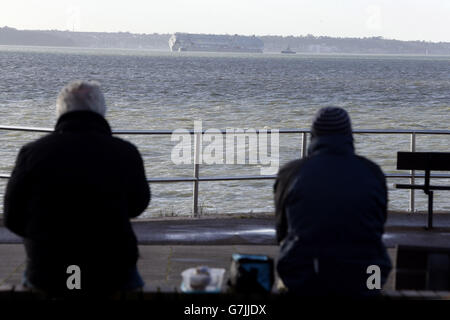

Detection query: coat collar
xmin=307 ymin=133 xmax=355 ymax=157
xmin=54 ymin=111 xmax=112 ymax=135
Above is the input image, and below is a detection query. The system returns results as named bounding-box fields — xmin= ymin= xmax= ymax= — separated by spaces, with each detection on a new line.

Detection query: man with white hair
xmin=4 ymin=80 xmax=151 ymax=297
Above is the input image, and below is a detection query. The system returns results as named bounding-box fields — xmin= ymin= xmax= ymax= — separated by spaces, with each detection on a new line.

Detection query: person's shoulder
xmin=355 ymin=154 xmax=382 ymax=170
xmin=274 ymin=158 xmax=309 ymax=197
xmin=17 ymin=133 xmax=54 ymax=154
xmin=355 ymin=155 xmax=385 ymax=179
xmin=111 ymin=136 xmax=142 ymax=155
xmin=277 ymin=158 xmax=306 ymax=179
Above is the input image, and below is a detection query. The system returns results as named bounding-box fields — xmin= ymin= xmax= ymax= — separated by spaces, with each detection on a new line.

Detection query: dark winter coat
xmin=4 ymin=111 xmax=150 ymax=294
xmin=274 ymin=134 xmax=391 ymax=295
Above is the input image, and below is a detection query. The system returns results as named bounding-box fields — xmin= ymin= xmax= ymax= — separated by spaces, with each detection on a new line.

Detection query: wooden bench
xmin=395 ymin=152 xmax=450 ymax=229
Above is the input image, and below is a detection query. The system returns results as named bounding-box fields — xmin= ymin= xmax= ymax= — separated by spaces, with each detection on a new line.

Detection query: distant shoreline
xmin=2 ymin=26 xmax=450 ymax=55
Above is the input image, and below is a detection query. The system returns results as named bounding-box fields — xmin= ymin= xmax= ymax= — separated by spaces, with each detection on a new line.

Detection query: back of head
xmin=56 ymin=80 xmax=106 ymax=118
xmin=311 ymin=107 xmax=352 ymax=138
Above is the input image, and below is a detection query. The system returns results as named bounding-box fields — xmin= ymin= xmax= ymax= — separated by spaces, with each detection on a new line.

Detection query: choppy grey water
xmin=0 ymin=46 xmax=449 ymax=217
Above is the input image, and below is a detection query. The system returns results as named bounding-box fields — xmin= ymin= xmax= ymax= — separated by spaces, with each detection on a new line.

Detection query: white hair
xmin=56 ymin=80 xmax=106 ymax=117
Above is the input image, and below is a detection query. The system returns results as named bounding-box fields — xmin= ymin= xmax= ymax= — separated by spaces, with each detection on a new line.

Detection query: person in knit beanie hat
xmin=311 ymin=106 xmax=352 ymax=137
xmin=306 ymin=106 xmax=355 ymax=156
xmin=274 ymin=106 xmax=391 ymax=297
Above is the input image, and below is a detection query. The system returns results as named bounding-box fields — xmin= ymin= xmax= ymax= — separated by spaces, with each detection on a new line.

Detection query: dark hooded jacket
xmin=3 ymin=111 xmax=150 ymax=294
xmin=274 ymin=133 xmax=391 ymax=294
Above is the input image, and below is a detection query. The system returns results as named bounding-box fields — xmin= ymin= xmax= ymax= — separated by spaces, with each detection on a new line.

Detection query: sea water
xmin=0 ymin=46 xmax=449 ymax=217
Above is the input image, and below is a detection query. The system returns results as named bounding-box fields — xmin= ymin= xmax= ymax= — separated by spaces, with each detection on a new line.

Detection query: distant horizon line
xmin=2 ymin=25 xmax=449 ymax=44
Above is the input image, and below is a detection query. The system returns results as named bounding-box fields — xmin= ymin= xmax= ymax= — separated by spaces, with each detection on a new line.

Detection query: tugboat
xmin=281 ymin=46 xmax=296 ymax=54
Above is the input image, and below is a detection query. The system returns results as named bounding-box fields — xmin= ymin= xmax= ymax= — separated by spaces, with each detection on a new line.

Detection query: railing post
xmin=410 ymin=132 xmax=416 ymax=213
xmin=301 ymin=132 xmax=308 ymax=158
xmin=192 ymin=129 xmax=201 ymax=217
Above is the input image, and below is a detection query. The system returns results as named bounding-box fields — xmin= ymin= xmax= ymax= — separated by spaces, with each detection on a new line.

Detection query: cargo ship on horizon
xmin=168 ymin=32 xmax=264 ymax=53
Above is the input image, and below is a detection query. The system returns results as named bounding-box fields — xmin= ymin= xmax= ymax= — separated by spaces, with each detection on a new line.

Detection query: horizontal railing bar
xmin=352 ymin=129 xmax=450 ymax=135
xmin=149 ymin=177 xmax=195 ymax=183
xmin=148 ymin=173 xmax=450 ymax=183
xmin=0 ymin=126 xmax=449 ymax=135
xmin=0 ymin=173 xmax=449 ymax=182
xmin=0 ymin=125 xmax=53 ymax=133
xmin=198 ymin=175 xmax=277 ymax=181
xmin=386 ymin=173 xmax=450 ymax=178
xmin=148 ymin=175 xmax=277 ymax=183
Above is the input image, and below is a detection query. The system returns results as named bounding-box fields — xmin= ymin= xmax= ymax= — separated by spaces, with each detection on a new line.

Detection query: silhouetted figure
xmin=274 ymin=107 xmax=391 ymax=297
xmin=4 ymin=81 xmax=150 ymax=298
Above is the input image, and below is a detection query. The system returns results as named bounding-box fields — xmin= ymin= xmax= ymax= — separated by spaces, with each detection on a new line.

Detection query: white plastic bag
xmin=180 ymin=266 xmax=226 ymax=293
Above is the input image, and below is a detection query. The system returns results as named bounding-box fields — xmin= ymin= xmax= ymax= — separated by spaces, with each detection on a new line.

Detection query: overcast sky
xmin=1 ymin=0 xmax=450 ymax=42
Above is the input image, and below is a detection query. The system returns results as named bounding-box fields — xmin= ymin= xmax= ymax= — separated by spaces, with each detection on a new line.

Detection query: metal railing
xmin=0 ymin=125 xmax=449 ymax=215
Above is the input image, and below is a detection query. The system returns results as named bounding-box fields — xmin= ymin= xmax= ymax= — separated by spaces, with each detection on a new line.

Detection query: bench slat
xmin=395 ymin=184 xmax=450 ymax=191
xmin=397 ymin=152 xmax=450 ymax=171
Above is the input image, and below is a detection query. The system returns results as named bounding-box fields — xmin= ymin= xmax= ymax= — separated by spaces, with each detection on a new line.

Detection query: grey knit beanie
xmin=311 ymin=107 xmax=352 ymax=137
